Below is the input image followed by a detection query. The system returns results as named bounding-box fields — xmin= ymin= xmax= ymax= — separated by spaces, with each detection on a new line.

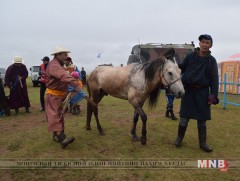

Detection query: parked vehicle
xmin=128 ymin=42 xmax=195 ymax=64
xmin=0 ymin=68 xmax=6 ymax=86
xmin=29 ymin=66 xmax=40 ymax=87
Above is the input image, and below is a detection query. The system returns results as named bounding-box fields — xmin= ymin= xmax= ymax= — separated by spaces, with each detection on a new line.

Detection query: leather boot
xmin=40 ymin=104 xmax=45 ymax=111
xmin=198 ymin=126 xmax=212 ymax=152
xmin=15 ymin=108 xmax=19 ymax=114
xmin=175 ymin=125 xmax=187 ymax=147
xmin=25 ymin=107 xmax=31 ymax=113
xmin=75 ymin=105 xmax=80 ymax=115
xmin=53 ymin=132 xmax=61 ymax=143
xmin=53 ymin=131 xmax=75 ymax=148
xmin=170 ymin=110 xmax=177 ymax=120
xmin=165 ymin=110 xmax=170 ymax=118
xmin=72 ymin=108 xmax=76 ymax=115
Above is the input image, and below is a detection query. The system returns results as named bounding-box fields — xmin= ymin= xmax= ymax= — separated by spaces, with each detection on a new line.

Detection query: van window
xmin=32 ymin=66 xmax=40 ymax=72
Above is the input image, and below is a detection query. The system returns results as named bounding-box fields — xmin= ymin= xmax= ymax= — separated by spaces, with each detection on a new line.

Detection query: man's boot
xmin=165 ymin=110 xmax=170 ymax=118
xmin=75 ymin=105 xmax=80 ymax=115
xmin=25 ymin=107 xmax=31 ymax=113
xmin=15 ymin=108 xmax=19 ymax=114
xmin=170 ymin=110 xmax=177 ymax=120
xmin=175 ymin=125 xmax=187 ymax=147
xmin=198 ymin=126 xmax=212 ymax=152
xmin=40 ymin=104 xmax=45 ymax=111
xmin=72 ymin=108 xmax=76 ymax=115
xmin=53 ymin=132 xmax=61 ymax=143
xmin=165 ymin=104 xmax=171 ymax=118
xmin=53 ymin=131 xmax=75 ymax=148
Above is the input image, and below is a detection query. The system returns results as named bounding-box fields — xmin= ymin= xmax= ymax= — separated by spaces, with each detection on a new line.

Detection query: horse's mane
xmin=141 ymin=58 xmax=165 ymax=83
xmin=141 ymin=48 xmax=176 ymax=109
xmin=140 ymin=58 xmax=164 ymax=109
xmin=127 ymin=48 xmax=176 ymax=109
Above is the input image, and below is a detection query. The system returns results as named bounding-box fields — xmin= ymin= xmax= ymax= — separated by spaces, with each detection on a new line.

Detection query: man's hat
xmin=51 ymin=47 xmax=71 ymax=55
xmin=198 ymin=34 xmax=213 ymax=44
xmin=42 ymin=56 xmax=50 ymax=61
xmin=13 ymin=56 xmax=24 ymax=64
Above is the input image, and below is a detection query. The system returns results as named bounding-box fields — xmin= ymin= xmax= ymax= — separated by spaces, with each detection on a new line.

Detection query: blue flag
xmin=97 ymin=53 xmax=101 ymax=59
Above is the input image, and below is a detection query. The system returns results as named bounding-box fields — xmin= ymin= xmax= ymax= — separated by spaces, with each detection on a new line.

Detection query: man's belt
xmin=186 ymin=84 xmax=207 ymax=89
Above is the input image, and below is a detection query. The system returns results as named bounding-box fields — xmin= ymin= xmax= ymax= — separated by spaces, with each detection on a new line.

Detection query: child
xmin=69 ymin=71 xmax=84 ymax=115
xmin=69 ymin=71 xmax=96 ymax=115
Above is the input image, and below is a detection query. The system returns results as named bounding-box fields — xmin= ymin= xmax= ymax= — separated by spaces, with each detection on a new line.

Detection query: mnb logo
xmin=198 ymin=160 xmax=228 ymax=170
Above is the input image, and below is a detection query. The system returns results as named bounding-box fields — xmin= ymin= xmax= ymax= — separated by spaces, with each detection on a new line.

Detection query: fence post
xmin=223 ymin=73 xmax=227 ymax=109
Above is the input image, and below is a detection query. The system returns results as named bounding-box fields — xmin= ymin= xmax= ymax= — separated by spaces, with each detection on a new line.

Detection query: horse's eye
xmin=168 ymin=72 xmax=173 ymax=76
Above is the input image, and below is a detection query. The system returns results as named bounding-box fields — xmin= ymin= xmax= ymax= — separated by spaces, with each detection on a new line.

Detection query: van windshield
xmin=32 ymin=66 xmax=40 ymax=72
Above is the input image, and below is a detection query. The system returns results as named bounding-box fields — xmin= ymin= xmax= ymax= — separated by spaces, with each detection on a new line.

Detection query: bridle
xmin=160 ymin=67 xmax=181 ymax=90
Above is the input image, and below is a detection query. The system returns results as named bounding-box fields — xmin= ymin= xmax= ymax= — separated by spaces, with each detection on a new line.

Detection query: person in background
xmin=45 ymin=47 xmax=82 ymax=149
xmin=165 ymin=89 xmax=177 ymax=120
xmin=175 ymin=34 xmax=219 ymax=152
xmin=0 ymin=78 xmax=10 ymax=116
xmin=80 ymin=67 xmax=86 ymax=86
xmin=39 ymin=56 xmax=50 ymax=111
xmin=5 ymin=56 xmax=31 ymax=114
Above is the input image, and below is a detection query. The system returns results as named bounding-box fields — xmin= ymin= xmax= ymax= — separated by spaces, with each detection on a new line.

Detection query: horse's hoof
xmin=132 ymin=136 xmax=139 ymax=142
xmin=86 ymin=127 xmax=92 ymax=130
xmin=140 ymin=137 xmax=147 ymax=145
xmin=99 ymin=130 xmax=105 ymax=136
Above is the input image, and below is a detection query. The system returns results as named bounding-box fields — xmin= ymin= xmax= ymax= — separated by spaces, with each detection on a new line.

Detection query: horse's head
xmin=160 ymin=56 xmax=185 ymax=98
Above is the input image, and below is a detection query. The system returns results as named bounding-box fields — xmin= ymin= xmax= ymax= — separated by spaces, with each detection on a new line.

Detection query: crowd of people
xmin=0 ymin=34 xmax=219 ymax=152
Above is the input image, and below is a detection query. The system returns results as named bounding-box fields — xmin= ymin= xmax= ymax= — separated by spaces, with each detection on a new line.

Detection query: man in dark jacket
xmin=175 ymin=34 xmax=219 ymax=152
xmin=5 ymin=56 xmax=31 ymax=114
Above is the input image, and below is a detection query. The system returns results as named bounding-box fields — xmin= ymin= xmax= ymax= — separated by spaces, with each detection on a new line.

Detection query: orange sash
xmin=46 ymin=88 xmax=67 ymax=96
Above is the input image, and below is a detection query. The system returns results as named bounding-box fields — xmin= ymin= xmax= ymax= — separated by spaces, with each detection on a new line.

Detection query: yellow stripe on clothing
xmin=46 ymin=88 xmax=67 ymax=96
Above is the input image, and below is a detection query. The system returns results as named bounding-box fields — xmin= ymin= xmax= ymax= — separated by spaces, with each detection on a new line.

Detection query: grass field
xmin=0 ymin=79 xmax=240 ymax=180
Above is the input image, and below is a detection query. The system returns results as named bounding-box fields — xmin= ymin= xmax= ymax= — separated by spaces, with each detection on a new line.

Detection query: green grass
xmin=0 ymin=78 xmax=239 ymax=180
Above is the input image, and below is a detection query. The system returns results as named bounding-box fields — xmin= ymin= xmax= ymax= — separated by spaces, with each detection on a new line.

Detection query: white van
xmin=0 ymin=68 xmax=6 ymax=86
xmin=29 ymin=66 xmax=40 ymax=87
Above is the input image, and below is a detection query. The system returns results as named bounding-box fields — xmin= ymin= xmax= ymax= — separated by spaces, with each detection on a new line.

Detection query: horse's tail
xmin=148 ymin=87 xmax=161 ymax=109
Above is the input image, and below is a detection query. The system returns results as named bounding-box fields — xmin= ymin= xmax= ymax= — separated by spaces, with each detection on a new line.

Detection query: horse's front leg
xmin=136 ymin=107 xmax=147 ymax=145
xmin=131 ymin=110 xmax=139 ymax=141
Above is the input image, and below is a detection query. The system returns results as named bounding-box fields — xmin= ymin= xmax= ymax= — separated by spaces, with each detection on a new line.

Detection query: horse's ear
xmin=159 ymin=56 xmax=167 ymax=62
xmin=163 ymin=48 xmax=176 ymax=61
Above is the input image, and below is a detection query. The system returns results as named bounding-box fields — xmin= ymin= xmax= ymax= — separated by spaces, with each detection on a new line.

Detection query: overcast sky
xmin=1 ymin=0 xmax=240 ymax=73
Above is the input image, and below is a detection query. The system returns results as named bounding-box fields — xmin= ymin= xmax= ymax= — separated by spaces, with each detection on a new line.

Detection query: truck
xmin=128 ymin=42 xmax=195 ymax=64
xmin=29 ymin=66 xmax=40 ymax=87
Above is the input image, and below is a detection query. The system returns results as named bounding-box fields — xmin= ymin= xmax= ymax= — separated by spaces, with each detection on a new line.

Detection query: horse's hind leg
xmin=86 ymin=102 xmax=92 ymax=130
xmin=92 ymin=90 xmax=105 ymax=135
xmin=136 ymin=107 xmax=147 ymax=145
xmin=92 ymin=105 xmax=105 ymax=135
xmin=131 ymin=110 xmax=139 ymax=141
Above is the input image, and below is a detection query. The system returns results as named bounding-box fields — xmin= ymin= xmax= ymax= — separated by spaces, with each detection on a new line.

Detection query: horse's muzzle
xmin=175 ymin=90 xmax=185 ymax=98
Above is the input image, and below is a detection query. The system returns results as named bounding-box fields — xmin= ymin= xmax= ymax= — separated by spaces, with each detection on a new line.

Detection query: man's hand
xmin=208 ymin=94 xmax=219 ymax=105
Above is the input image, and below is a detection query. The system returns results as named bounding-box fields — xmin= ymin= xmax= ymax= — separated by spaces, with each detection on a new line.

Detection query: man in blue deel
xmin=175 ymin=34 xmax=219 ymax=152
